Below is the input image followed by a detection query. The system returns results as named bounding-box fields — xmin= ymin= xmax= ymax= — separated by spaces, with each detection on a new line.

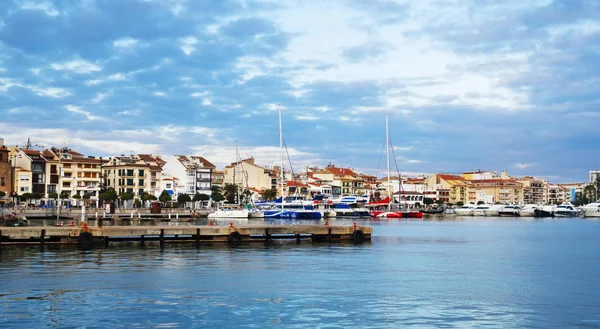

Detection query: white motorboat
xmin=519 ymin=204 xmax=539 ymax=217
xmin=455 ymin=204 xmax=476 ymax=216
xmin=484 ymin=204 xmax=504 ymax=216
xmin=552 ymin=203 xmax=579 ymax=217
xmin=534 ymin=205 xmax=556 ymax=217
xmin=582 ymin=202 xmax=600 ymax=218
xmin=207 ymin=207 xmax=249 ymax=219
xmin=473 ymin=204 xmax=491 ymax=216
xmin=498 ymin=205 xmax=523 ymax=217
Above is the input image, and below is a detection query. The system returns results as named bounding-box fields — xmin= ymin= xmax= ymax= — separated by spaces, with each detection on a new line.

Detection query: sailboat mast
xmin=279 ymin=104 xmax=284 ymax=211
xmin=386 ymin=113 xmax=391 ymax=210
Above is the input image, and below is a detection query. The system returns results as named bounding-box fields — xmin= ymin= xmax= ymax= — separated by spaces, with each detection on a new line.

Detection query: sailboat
xmin=369 ymin=114 xmax=422 ymax=219
xmin=207 ymin=144 xmax=250 ymax=220
xmin=262 ymin=105 xmax=322 ymax=220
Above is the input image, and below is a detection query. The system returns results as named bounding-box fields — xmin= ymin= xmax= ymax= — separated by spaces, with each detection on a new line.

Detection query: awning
xmin=166 ymin=190 xmax=174 ymax=195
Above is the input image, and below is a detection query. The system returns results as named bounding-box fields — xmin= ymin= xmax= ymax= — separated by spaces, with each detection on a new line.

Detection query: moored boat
xmin=455 ymin=204 xmax=476 ymax=216
xmin=534 ymin=205 xmax=555 ymax=218
xmin=552 ymin=203 xmax=579 ymax=217
xmin=582 ymin=202 xmax=600 ymax=218
xmin=498 ymin=205 xmax=522 ymax=217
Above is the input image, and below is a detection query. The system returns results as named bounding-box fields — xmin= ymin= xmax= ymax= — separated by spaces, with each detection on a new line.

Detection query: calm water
xmin=2 ymin=217 xmax=600 ymax=328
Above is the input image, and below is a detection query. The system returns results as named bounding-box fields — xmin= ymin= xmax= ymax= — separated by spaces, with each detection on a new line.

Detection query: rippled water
xmin=2 ymin=217 xmax=600 ymax=328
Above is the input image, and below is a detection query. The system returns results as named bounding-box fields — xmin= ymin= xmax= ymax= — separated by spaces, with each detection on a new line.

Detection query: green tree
xmin=477 ymin=200 xmax=485 ymax=205
xmin=210 ymin=185 xmax=225 ymax=203
xmin=446 ymin=202 xmax=454 ymax=207
xmin=423 ymin=198 xmax=434 ymax=206
xmin=177 ymin=194 xmax=191 ymax=207
xmin=120 ymin=192 xmax=134 ymax=202
xmin=59 ymin=191 xmax=70 ymax=199
xmin=72 ymin=193 xmax=81 ymax=206
xmin=414 ymin=202 xmax=421 ymax=208
xmin=99 ymin=192 xmax=114 ymax=202
xmin=133 ymin=199 xmax=142 ymax=208
xmin=82 ymin=192 xmax=91 ymax=200
xmin=48 ymin=192 xmax=58 ymax=200
xmin=456 ymin=201 xmax=464 ymax=207
xmin=141 ymin=191 xmax=157 ymax=202
xmin=223 ymin=183 xmax=239 ymax=203
xmin=159 ymin=190 xmax=172 ymax=204
xmin=262 ymin=188 xmax=277 ymax=201
xmin=20 ymin=192 xmax=33 ymax=204
xmin=436 ymin=199 xmax=444 ymax=206
xmin=0 ymin=191 xmax=5 ymax=198
xmin=584 ymin=185 xmax=597 ymax=203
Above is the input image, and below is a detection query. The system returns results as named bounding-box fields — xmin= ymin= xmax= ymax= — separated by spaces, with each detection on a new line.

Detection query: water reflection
xmin=2 ymin=219 xmax=600 ymax=328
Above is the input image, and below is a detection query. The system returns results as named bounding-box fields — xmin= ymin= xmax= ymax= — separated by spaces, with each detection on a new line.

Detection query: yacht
xmin=455 ymin=204 xmax=476 ymax=216
xmin=207 ymin=206 xmax=249 ymax=219
xmin=582 ymin=202 xmax=600 ymax=218
xmin=519 ymin=204 xmax=539 ymax=217
xmin=552 ymin=203 xmax=579 ymax=217
xmin=473 ymin=204 xmax=491 ymax=216
xmin=498 ymin=205 xmax=523 ymax=217
xmin=534 ymin=205 xmax=555 ymax=218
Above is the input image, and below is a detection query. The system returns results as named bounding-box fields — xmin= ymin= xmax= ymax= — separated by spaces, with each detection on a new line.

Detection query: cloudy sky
xmin=1 ymin=0 xmax=599 ymax=182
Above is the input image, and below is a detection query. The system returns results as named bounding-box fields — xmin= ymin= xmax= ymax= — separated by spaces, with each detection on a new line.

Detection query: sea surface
xmin=2 ymin=217 xmax=600 ymax=328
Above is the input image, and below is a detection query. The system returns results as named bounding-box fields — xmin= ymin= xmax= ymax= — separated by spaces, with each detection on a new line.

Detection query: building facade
xmin=0 ymin=138 xmax=12 ymax=198
xmin=104 ymin=155 xmax=163 ymax=199
xmin=223 ymin=157 xmax=276 ymax=192
xmin=162 ymin=155 xmax=214 ymax=197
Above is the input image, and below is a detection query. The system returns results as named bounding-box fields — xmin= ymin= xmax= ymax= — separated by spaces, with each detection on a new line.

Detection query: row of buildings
xmin=1 ymin=137 xmax=598 ymax=207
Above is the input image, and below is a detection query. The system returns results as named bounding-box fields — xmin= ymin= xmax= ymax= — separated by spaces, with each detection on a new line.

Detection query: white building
xmin=162 ymin=155 xmax=214 ymax=197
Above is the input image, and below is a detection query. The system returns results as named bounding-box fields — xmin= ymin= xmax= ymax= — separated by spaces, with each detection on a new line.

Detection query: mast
xmin=386 ymin=113 xmax=391 ymax=210
xmin=279 ymin=104 xmax=284 ymax=211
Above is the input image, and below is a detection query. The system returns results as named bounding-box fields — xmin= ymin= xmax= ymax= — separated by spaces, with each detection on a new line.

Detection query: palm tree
xmin=223 ymin=183 xmax=239 ymax=204
xmin=262 ymin=188 xmax=277 ymax=201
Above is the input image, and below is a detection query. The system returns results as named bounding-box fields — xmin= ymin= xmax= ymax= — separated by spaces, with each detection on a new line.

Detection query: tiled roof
xmin=326 ymin=167 xmax=357 ymax=177
xmin=439 ymin=174 xmax=465 ymax=181
xmin=190 ymin=156 xmax=216 ymax=169
xmin=22 ymin=149 xmax=41 ymax=156
xmin=286 ymin=181 xmax=308 ymax=187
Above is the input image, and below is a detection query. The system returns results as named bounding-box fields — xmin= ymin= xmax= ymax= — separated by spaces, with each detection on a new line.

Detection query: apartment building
xmin=223 ymin=157 xmax=276 ymax=192
xmin=0 ymin=138 xmax=11 ymax=197
xmin=104 ymin=155 xmax=163 ymax=198
xmin=162 ymin=155 xmax=214 ymax=197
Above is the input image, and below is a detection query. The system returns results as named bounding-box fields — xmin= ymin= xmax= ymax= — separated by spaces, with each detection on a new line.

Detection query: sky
xmin=1 ymin=0 xmax=599 ymax=183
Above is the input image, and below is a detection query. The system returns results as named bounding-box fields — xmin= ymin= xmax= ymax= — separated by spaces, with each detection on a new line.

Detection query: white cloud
xmin=30 ymin=68 xmax=41 ymax=75
xmin=32 ymin=86 xmax=71 ymax=98
xmin=113 ymin=37 xmax=138 ymax=49
xmin=191 ymin=91 xmax=209 ymax=98
xmin=515 ymin=163 xmax=535 ymax=169
xmin=85 ymin=73 xmax=127 ymax=86
xmin=153 ymin=91 xmax=166 ymax=97
xmin=295 ymin=115 xmax=318 ymax=121
xmin=51 ymin=59 xmax=101 ymax=74
xmin=202 ymin=98 xmax=212 ymax=106
xmin=92 ymin=92 xmax=107 ymax=103
xmin=65 ymin=105 xmax=105 ymax=121
xmin=21 ymin=1 xmax=59 ymax=16
xmin=180 ymin=36 xmax=198 ymax=55
xmin=117 ymin=109 xmax=141 ymax=116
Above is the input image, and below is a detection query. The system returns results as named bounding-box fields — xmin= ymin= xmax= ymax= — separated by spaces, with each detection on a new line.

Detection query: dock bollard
xmin=324 ymin=220 xmax=328 ymax=226
xmin=229 ymin=222 xmax=233 ymax=228
xmin=209 ymin=221 xmax=213 ymax=226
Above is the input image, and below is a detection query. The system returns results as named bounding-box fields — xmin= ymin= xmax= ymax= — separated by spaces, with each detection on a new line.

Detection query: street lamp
xmin=99 ymin=156 xmax=103 ymax=209
xmin=11 ymin=153 xmax=22 ymax=208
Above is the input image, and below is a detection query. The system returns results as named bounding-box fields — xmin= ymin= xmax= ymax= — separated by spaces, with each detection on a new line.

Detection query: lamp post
xmin=99 ymin=156 xmax=103 ymax=209
xmin=113 ymin=158 xmax=117 ymax=209
xmin=11 ymin=153 xmax=21 ymax=209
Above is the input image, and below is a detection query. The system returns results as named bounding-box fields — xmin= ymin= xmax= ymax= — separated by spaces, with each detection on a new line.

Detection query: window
xmin=63 ymin=163 xmax=71 ymax=168
xmin=84 ymin=164 xmax=91 ymax=168
xmin=20 ymin=187 xmax=29 ymax=192
xmin=127 ymin=179 xmax=134 ymax=186
xmin=0 ymin=153 xmax=3 ymax=161
xmin=32 ymin=163 xmax=43 ymax=172
xmin=0 ymin=177 xmax=4 ymax=186
xmin=20 ymin=175 xmax=29 ymax=181
xmin=138 ymin=170 xmax=144 ymax=176
xmin=166 ymin=183 xmax=172 ymax=189
xmin=127 ymin=188 xmax=133 ymax=194
xmin=47 ymin=185 xmax=56 ymax=193
xmin=138 ymin=179 xmax=144 ymax=186
xmin=77 ymin=164 xmax=83 ymax=168
xmin=127 ymin=169 xmax=134 ymax=176
xmin=138 ymin=189 xmax=144 ymax=196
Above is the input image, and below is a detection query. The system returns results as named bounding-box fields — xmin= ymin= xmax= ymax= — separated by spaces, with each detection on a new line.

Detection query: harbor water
xmin=2 ymin=217 xmax=600 ymax=328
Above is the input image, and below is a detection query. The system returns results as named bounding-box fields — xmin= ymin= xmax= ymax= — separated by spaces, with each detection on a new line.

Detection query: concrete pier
xmin=0 ymin=224 xmax=372 ymax=248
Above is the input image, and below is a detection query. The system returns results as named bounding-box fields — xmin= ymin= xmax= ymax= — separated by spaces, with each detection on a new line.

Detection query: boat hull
xmin=263 ymin=210 xmax=322 ymax=220
xmin=534 ymin=209 xmax=554 ymax=218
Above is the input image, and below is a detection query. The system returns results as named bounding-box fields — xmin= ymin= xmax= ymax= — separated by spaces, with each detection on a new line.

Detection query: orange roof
xmin=22 ymin=149 xmax=41 ymax=156
xmin=439 ymin=174 xmax=465 ymax=181
xmin=326 ymin=167 xmax=357 ymax=177
xmin=286 ymin=181 xmax=308 ymax=187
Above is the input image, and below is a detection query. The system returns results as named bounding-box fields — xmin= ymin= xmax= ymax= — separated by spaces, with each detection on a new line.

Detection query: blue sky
xmin=1 ymin=0 xmax=599 ymax=183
